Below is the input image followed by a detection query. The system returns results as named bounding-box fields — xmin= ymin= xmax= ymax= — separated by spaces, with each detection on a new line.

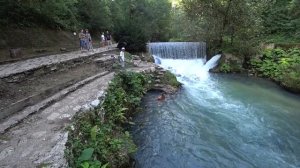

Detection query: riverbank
xmin=65 ymin=64 xmax=181 ymax=167
xmin=210 ymin=47 xmax=300 ymax=94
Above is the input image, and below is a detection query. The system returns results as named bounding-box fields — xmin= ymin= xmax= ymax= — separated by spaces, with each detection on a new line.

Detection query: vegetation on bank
xmin=172 ymin=0 xmax=300 ymax=58
xmin=65 ymin=70 xmax=180 ymax=168
xmin=160 ymin=71 xmax=181 ymax=88
xmin=250 ymin=48 xmax=300 ymax=92
xmin=173 ymin=0 xmax=300 ymax=93
xmin=65 ymin=72 xmax=153 ymax=168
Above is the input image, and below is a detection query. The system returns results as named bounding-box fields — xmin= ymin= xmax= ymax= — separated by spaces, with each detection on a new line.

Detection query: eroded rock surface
xmin=0 ymin=73 xmax=114 ymax=168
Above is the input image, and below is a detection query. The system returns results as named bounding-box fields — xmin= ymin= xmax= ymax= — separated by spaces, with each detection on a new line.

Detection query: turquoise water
xmin=131 ymin=59 xmax=300 ymax=168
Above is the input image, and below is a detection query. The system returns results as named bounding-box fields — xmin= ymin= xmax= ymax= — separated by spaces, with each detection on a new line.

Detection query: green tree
xmin=112 ymin=0 xmax=172 ymax=51
xmin=180 ymin=0 xmax=269 ymax=57
xmin=262 ymin=0 xmax=300 ymax=40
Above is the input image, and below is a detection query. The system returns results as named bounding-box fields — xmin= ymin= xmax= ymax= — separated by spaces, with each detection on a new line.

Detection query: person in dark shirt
xmin=105 ymin=31 xmax=112 ymax=49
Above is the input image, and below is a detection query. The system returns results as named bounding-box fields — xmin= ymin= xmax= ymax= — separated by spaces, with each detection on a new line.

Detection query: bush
xmin=65 ymin=72 xmax=153 ymax=168
xmin=219 ymin=63 xmax=232 ymax=73
xmin=250 ymin=48 xmax=300 ymax=92
xmin=161 ymin=71 xmax=181 ymax=88
xmin=250 ymin=48 xmax=300 ymax=81
xmin=280 ymin=64 xmax=300 ymax=93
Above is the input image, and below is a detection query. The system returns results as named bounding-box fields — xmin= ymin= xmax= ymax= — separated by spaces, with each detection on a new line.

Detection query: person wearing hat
xmin=120 ymin=47 xmax=125 ymax=68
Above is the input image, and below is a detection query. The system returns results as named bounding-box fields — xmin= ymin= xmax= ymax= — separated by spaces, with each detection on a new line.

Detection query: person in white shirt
xmin=101 ymin=32 xmax=105 ymax=47
xmin=120 ymin=47 xmax=125 ymax=68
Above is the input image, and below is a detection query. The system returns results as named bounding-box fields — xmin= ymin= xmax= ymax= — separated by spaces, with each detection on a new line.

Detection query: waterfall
xmin=148 ymin=42 xmax=206 ymax=59
xmin=150 ymin=42 xmax=221 ymax=81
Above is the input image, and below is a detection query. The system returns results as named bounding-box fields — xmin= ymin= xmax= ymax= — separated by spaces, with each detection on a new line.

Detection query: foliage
xmin=66 ymin=72 xmax=153 ymax=168
xmin=262 ymin=0 xmax=300 ymax=39
xmin=280 ymin=64 xmax=300 ymax=92
xmin=219 ymin=63 xmax=232 ymax=73
xmin=103 ymin=71 xmax=152 ymax=124
xmin=0 ymin=0 xmax=79 ymax=29
xmin=161 ymin=71 xmax=181 ymax=88
xmin=180 ymin=0 xmax=267 ymax=56
xmin=0 ymin=0 xmax=172 ymax=52
xmin=250 ymin=48 xmax=300 ymax=81
xmin=112 ymin=0 xmax=172 ymax=52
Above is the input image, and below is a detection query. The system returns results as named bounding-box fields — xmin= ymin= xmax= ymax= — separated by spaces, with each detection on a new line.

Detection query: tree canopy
xmin=175 ymin=0 xmax=300 ymax=56
xmin=0 ymin=0 xmax=172 ymax=51
xmin=0 ymin=0 xmax=299 ymax=53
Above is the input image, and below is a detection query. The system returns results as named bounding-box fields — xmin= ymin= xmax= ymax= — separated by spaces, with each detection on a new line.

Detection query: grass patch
xmin=161 ymin=71 xmax=181 ymax=88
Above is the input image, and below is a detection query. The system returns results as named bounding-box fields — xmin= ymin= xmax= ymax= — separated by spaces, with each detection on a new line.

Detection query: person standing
xmin=120 ymin=47 xmax=125 ymax=68
xmin=78 ymin=29 xmax=85 ymax=51
xmin=105 ymin=31 xmax=112 ymax=49
xmin=85 ymin=29 xmax=93 ymax=51
xmin=101 ymin=32 xmax=105 ymax=47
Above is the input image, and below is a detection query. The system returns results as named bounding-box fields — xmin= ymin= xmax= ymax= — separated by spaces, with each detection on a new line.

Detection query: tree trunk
xmin=220 ymin=0 xmax=233 ymax=47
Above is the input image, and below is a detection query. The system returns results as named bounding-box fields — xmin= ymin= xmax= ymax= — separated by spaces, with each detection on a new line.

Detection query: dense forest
xmin=0 ymin=0 xmax=172 ymax=51
xmin=1 ymin=0 xmax=299 ymax=53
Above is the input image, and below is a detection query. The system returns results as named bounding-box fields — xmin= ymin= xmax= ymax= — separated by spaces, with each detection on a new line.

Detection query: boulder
xmin=9 ymin=48 xmax=22 ymax=58
xmin=60 ymin=48 xmax=68 ymax=52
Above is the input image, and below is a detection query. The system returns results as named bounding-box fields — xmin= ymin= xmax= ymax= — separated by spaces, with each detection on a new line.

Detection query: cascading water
xmin=131 ymin=45 xmax=300 ymax=168
xmin=148 ymin=42 xmax=206 ymax=59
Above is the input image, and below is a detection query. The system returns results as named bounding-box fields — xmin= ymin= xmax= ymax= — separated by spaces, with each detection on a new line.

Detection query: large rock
xmin=210 ymin=53 xmax=244 ymax=73
xmin=9 ymin=48 xmax=22 ymax=58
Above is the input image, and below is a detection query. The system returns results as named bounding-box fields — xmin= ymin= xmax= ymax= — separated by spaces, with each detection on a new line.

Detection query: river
xmin=131 ymin=58 xmax=300 ymax=168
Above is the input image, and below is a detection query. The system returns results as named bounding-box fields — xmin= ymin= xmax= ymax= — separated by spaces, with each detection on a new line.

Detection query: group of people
xmin=78 ymin=30 xmax=113 ymax=52
xmin=100 ymin=31 xmax=112 ymax=48
xmin=78 ymin=29 xmax=125 ymax=68
xmin=78 ymin=29 xmax=93 ymax=51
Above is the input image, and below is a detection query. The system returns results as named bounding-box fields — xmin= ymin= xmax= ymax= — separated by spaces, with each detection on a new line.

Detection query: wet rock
xmin=0 ymin=146 xmax=14 ymax=161
xmin=90 ymin=99 xmax=100 ymax=107
xmin=47 ymin=113 xmax=60 ymax=121
xmin=155 ymin=79 xmax=161 ymax=83
xmin=132 ymin=55 xmax=140 ymax=60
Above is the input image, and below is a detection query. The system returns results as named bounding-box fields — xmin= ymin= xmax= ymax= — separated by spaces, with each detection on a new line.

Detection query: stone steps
xmin=0 ymin=62 xmax=159 ymax=168
xmin=0 ymin=44 xmax=117 ymax=79
xmin=0 ymin=72 xmax=115 ymax=167
xmin=0 ymin=71 xmax=111 ymax=134
xmin=0 ymin=47 xmax=118 ymax=121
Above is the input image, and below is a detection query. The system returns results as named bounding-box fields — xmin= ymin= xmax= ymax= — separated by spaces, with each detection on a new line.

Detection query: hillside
xmin=0 ymin=28 xmax=86 ymax=62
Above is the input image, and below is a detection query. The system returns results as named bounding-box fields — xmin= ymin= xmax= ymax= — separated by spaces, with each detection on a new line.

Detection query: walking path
xmin=0 ymin=72 xmax=115 ymax=168
xmin=0 ymin=44 xmax=117 ymax=78
xmin=0 ymin=61 xmax=156 ymax=168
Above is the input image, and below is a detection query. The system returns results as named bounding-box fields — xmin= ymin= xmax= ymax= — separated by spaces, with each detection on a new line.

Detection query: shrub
xmin=219 ymin=63 xmax=232 ymax=73
xmin=161 ymin=71 xmax=181 ymax=88
xmin=66 ymin=72 xmax=153 ymax=168
xmin=250 ymin=48 xmax=300 ymax=91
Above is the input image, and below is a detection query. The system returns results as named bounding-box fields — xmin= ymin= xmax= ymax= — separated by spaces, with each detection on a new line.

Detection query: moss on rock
xmin=210 ymin=53 xmax=244 ymax=73
xmin=161 ymin=71 xmax=181 ymax=88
